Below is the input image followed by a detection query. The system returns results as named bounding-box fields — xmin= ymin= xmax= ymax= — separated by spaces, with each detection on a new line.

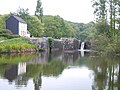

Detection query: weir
xmin=28 ymin=37 xmax=91 ymax=51
xmin=80 ymin=42 xmax=85 ymax=50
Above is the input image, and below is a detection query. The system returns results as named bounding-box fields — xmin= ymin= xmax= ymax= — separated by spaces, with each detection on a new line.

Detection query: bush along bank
xmin=0 ymin=37 xmax=38 ymax=54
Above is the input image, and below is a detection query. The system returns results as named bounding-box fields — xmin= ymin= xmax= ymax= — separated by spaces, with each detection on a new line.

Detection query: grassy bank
xmin=0 ymin=37 xmax=38 ymax=53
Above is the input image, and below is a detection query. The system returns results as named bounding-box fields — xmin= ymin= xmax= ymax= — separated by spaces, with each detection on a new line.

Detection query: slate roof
xmin=12 ymin=15 xmax=27 ymax=24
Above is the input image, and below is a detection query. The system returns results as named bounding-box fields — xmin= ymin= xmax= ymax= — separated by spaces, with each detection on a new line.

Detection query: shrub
xmin=48 ymin=37 xmax=54 ymax=52
xmin=92 ymin=34 xmax=120 ymax=55
xmin=0 ymin=34 xmax=20 ymax=39
xmin=48 ymin=37 xmax=54 ymax=48
xmin=0 ymin=29 xmax=12 ymax=34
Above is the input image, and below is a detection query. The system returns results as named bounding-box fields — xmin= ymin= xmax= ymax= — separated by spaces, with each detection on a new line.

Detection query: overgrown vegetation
xmin=69 ymin=21 xmax=96 ymax=41
xmin=48 ymin=37 xmax=54 ymax=53
xmin=91 ymin=0 xmax=120 ymax=55
xmin=0 ymin=37 xmax=37 ymax=53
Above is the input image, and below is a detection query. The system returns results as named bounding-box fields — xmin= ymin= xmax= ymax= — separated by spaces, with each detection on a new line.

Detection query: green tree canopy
xmin=43 ymin=15 xmax=74 ymax=39
xmin=69 ymin=21 xmax=96 ymax=41
xmin=0 ymin=14 xmax=9 ymax=31
xmin=35 ymin=0 xmax=43 ymax=23
xmin=27 ymin=16 xmax=44 ymax=37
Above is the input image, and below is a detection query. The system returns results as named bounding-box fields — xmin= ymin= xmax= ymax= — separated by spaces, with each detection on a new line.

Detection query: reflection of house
xmin=4 ymin=62 xmax=26 ymax=82
xmin=6 ymin=15 xmax=30 ymax=37
xmin=18 ymin=63 xmax=26 ymax=75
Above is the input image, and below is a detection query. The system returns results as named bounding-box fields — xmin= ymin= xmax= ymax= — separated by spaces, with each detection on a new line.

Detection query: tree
xmin=35 ymin=0 xmax=43 ymax=23
xmin=0 ymin=14 xmax=9 ymax=31
xmin=69 ymin=21 xmax=96 ymax=41
xmin=92 ymin=0 xmax=109 ymax=37
xmin=27 ymin=16 xmax=44 ymax=37
xmin=109 ymin=0 xmax=120 ymax=38
xmin=43 ymin=15 xmax=74 ymax=39
xmin=92 ymin=0 xmax=107 ymax=20
xmin=48 ymin=37 xmax=54 ymax=53
xmin=92 ymin=0 xmax=120 ymax=39
xmin=0 ymin=17 xmax=4 ymax=31
xmin=14 ymin=7 xmax=29 ymax=20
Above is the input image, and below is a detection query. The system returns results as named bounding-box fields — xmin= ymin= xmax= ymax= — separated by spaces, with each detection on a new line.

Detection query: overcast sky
xmin=0 ymin=0 xmax=94 ymax=23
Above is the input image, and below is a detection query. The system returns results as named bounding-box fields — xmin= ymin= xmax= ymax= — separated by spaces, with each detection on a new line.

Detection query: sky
xmin=0 ymin=0 xmax=94 ymax=23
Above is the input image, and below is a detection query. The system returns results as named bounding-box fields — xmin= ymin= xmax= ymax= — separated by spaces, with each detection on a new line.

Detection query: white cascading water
xmin=80 ymin=42 xmax=85 ymax=57
xmin=81 ymin=42 xmax=85 ymax=50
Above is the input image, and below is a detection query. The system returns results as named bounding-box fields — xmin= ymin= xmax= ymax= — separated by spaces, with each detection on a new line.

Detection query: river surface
xmin=0 ymin=51 xmax=120 ymax=90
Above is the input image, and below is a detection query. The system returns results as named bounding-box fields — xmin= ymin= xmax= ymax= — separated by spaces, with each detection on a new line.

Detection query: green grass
xmin=0 ymin=37 xmax=29 ymax=44
xmin=0 ymin=37 xmax=37 ymax=53
xmin=0 ymin=37 xmax=7 ymax=41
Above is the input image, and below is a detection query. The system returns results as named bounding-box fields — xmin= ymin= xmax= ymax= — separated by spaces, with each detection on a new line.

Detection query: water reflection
xmin=0 ymin=51 xmax=120 ymax=90
xmin=86 ymin=56 xmax=120 ymax=90
xmin=4 ymin=62 xmax=26 ymax=82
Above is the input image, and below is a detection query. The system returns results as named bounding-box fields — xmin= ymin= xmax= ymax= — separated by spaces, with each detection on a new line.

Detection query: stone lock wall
xmin=53 ymin=39 xmax=63 ymax=51
xmin=29 ymin=37 xmax=91 ymax=51
xmin=29 ymin=37 xmax=49 ymax=51
xmin=62 ymin=38 xmax=80 ymax=51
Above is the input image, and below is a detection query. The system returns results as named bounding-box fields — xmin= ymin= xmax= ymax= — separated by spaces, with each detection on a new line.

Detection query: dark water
xmin=0 ymin=51 xmax=120 ymax=90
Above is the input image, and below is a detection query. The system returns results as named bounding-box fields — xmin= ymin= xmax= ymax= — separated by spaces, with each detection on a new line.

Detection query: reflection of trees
xmin=0 ymin=64 xmax=8 ymax=77
xmin=25 ymin=64 xmax=42 ymax=90
xmin=33 ymin=75 xmax=42 ymax=90
xmin=0 ymin=50 xmax=68 ymax=90
xmin=118 ymin=63 xmax=120 ymax=90
xmin=83 ymin=56 xmax=120 ymax=90
xmin=15 ymin=75 xmax=29 ymax=87
xmin=63 ymin=51 xmax=79 ymax=65
xmin=0 ymin=54 xmax=66 ymax=90
xmin=43 ymin=60 xmax=65 ymax=76
xmin=0 ymin=53 xmax=37 ymax=64
xmin=26 ymin=60 xmax=65 ymax=90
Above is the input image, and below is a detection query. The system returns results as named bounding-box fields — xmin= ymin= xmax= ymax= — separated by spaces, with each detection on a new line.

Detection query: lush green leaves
xmin=27 ymin=16 xmax=44 ymax=37
xmin=69 ymin=21 xmax=96 ymax=41
xmin=0 ymin=14 xmax=9 ymax=31
xmin=43 ymin=15 xmax=74 ymax=38
xmin=35 ymin=0 xmax=43 ymax=23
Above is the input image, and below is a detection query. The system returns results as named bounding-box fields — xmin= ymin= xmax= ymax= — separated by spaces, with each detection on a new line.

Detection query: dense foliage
xmin=69 ymin=21 xmax=96 ymax=41
xmin=35 ymin=0 xmax=43 ymax=23
xmin=92 ymin=0 xmax=120 ymax=37
xmin=92 ymin=0 xmax=120 ymax=55
xmin=43 ymin=15 xmax=74 ymax=38
xmin=0 ymin=14 xmax=9 ymax=31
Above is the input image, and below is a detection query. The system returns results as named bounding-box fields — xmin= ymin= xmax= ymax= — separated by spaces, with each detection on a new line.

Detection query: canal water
xmin=0 ymin=51 xmax=120 ymax=90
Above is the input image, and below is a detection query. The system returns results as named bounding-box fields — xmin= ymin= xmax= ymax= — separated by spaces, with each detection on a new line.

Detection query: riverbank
xmin=0 ymin=37 xmax=38 ymax=54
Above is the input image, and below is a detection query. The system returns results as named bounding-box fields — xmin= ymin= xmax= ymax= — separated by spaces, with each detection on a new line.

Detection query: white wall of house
xmin=26 ymin=31 xmax=30 ymax=37
xmin=19 ymin=22 xmax=28 ymax=37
